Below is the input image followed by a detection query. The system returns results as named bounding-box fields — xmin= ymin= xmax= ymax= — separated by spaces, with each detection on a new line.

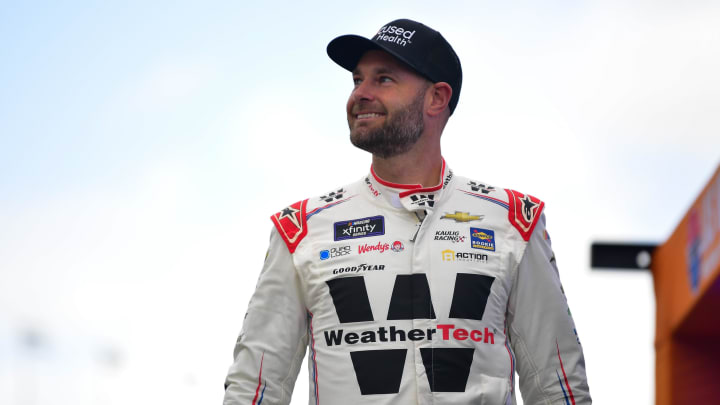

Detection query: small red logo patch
xmin=505 ymin=189 xmax=544 ymax=241
xmin=271 ymin=199 xmax=308 ymax=253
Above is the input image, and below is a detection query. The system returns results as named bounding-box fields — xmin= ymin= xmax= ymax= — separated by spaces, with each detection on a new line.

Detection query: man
xmin=224 ymin=18 xmax=591 ymax=405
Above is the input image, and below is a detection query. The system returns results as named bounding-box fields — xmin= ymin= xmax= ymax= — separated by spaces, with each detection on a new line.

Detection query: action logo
xmin=470 ymin=228 xmax=496 ymax=252
xmin=334 ymin=216 xmax=385 ymax=241
xmin=441 ymin=249 xmax=488 ymax=263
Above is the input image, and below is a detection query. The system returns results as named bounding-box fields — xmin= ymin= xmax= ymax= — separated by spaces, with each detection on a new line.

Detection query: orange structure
xmin=652 ymin=164 xmax=720 ymax=404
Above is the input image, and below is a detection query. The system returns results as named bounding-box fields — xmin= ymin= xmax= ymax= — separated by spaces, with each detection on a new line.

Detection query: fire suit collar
xmin=370 ymin=158 xmax=447 ymax=196
xmin=368 ymin=158 xmax=453 ymax=212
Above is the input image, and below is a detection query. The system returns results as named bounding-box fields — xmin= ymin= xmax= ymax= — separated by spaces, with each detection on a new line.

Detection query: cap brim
xmin=327 ymin=35 xmax=382 ymax=72
xmin=327 ymin=34 xmax=435 ymax=85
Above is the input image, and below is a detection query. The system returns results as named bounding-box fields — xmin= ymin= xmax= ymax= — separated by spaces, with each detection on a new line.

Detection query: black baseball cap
xmin=327 ymin=18 xmax=463 ymax=115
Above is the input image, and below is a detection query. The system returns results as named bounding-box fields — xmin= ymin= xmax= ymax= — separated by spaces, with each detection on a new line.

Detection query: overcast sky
xmin=1 ymin=1 xmax=719 ymax=404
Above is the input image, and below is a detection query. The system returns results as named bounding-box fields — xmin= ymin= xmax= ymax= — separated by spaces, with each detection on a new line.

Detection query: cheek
xmin=346 ymin=96 xmax=354 ymax=115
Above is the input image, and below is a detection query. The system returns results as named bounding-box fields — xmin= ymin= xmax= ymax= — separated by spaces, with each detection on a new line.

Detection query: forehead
xmin=353 ymin=49 xmax=422 ymax=78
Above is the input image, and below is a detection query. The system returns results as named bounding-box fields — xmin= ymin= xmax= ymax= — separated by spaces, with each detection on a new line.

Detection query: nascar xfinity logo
xmin=334 ymin=216 xmax=385 ymax=241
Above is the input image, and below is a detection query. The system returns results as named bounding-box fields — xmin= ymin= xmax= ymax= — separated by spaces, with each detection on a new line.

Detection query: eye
xmin=352 ymin=77 xmax=362 ymax=86
xmin=379 ymin=76 xmax=393 ymax=84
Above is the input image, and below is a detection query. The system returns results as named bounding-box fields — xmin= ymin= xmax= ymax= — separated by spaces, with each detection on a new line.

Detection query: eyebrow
xmin=352 ymin=66 xmax=396 ymax=76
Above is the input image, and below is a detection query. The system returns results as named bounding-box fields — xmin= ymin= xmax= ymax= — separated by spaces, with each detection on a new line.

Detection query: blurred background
xmin=1 ymin=1 xmax=719 ymax=404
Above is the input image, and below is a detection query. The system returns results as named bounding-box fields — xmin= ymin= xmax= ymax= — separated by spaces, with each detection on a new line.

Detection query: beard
xmin=349 ymin=90 xmax=425 ymax=159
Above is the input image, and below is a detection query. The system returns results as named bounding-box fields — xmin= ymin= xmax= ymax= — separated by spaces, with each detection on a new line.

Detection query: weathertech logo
xmin=375 ymin=25 xmax=416 ymax=47
xmin=325 ymin=272 xmax=496 ymax=394
xmin=324 ymin=324 xmax=495 ymax=347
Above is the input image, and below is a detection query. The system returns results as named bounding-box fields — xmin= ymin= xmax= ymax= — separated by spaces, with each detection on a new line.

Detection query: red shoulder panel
xmin=270 ymin=199 xmax=308 ymax=254
xmin=505 ymin=189 xmax=544 ymax=242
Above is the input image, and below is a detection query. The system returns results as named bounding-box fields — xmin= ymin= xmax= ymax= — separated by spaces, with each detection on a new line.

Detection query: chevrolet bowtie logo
xmin=441 ymin=211 xmax=484 ymax=223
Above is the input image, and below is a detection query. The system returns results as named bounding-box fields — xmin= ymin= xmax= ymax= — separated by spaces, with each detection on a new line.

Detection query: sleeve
xmin=223 ymin=227 xmax=309 ymax=405
xmin=506 ymin=213 xmax=591 ymax=404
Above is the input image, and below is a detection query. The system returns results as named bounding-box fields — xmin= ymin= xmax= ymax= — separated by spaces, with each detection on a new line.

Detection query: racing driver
xmin=223 ymin=18 xmax=591 ymax=405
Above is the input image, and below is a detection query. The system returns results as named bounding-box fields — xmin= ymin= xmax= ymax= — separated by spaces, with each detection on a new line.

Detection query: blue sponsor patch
xmin=470 ymin=228 xmax=496 ymax=251
xmin=334 ymin=216 xmax=385 ymax=241
xmin=319 ymin=245 xmax=352 ymax=260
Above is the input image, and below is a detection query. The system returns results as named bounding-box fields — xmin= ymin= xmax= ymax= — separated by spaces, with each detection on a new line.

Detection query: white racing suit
xmin=224 ymin=160 xmax=591 ymax=404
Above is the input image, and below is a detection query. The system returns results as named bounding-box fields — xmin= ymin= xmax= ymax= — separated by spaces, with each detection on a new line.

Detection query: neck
xmin=371 ymin=139 xmax=443 ymax=187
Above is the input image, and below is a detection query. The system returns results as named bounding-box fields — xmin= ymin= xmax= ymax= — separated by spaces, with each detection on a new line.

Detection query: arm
xmin=507 ymin=214 xmax=591 ymax=404
xmin=223 ymin=227 xmax=308 ymax=405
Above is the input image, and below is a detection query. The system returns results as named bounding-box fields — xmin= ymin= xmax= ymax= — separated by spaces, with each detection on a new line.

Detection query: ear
xmin=426 ymin=82 xmax=452 ymax=117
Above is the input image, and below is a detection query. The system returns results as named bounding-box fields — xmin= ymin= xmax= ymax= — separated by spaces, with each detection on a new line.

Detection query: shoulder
xmin=504 ymin=188 xmax=545 ymax=242
xmin=270 ymin=199 xmax=308 ymax=254
xmin=270 ymin=179 xmax=364 ymax=253
xmin=453 ymin=175 xmax=545 ymax=242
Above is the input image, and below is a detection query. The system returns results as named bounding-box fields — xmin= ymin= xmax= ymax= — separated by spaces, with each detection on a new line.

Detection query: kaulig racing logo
xmin=375 ymin=24 xmax=416 ymax=47
xmin=434 ymin=230 xmax=465 ymax=243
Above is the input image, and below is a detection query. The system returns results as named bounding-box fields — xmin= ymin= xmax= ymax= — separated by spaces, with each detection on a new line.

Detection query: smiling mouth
xmin=356 ymin=113 xmax=384 ymax=120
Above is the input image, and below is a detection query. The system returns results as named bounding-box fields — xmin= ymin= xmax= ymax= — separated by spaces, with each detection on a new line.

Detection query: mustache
xmin=350 ymin=101 xmax=387 ymax=115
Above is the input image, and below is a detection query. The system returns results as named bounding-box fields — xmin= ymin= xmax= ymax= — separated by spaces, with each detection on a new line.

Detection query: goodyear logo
xmin=470 ymin=228 xmax=495 ymax=251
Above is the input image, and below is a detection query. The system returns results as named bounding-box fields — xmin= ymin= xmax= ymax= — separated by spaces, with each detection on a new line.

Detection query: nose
xmin=351 ymin=79 xmax=375 ymax=103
